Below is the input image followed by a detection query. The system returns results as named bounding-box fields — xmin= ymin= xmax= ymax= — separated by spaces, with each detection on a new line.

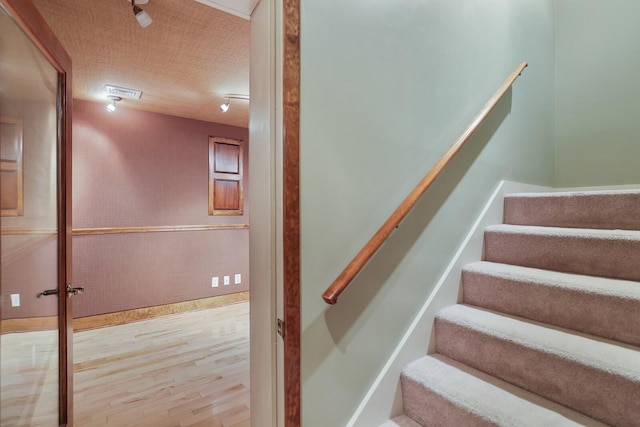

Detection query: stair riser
xmin=462 ymin=270 xmax=640 ymax=347
xmin=484 ymin=231 xmax=640 ymax=282
xmin=401 ymin=376 xmax=495 ymax=427
xmin=504 ymin=193 xmax=640 ymax=230
xmin=435 ymin=319 xmax=640 ymax=427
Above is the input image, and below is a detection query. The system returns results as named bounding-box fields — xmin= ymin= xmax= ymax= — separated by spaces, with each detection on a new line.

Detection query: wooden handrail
xmin=322 ymin=62 xmax=528 ymax=304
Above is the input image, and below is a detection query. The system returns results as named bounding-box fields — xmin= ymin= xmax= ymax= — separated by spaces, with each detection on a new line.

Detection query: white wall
xmin=299 ymin=1 xmax=555 ymax=425
xmin=555 ymin=0 xmax=640 ymax=186
xmin=249 ymin=0 xmax=277 ymax=425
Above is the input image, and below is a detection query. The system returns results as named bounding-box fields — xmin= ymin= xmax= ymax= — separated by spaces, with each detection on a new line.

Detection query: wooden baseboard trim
xmin=1 ymin=316 xmax=58 ymax=334
xmin=73 ymin=291 xmax=250 ymax=332
xmin=1 ymin=293 xmax=249 ymax=334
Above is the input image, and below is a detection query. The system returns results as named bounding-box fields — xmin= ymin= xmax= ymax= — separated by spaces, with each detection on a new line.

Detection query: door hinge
xmin=277 ymin=318 xmax=285 ymax=338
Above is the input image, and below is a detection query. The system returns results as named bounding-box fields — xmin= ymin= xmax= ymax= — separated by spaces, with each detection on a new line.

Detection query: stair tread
xmin=462 ymin=261 xmax=640 ymax=346
xmin=503 ymin=190 xmax=640 ymax=230
xmin=436 ymin=305 xmax=640 ymax=380
xmin=484 ymin=224 xmax=640 ymax=282
xmin=464 ymin=261 xmax=640 ymax=299
xmin=403 ymin=355 xmax=605 ymax=427
xmin=485 ymin=223 xmax=640 ymax=239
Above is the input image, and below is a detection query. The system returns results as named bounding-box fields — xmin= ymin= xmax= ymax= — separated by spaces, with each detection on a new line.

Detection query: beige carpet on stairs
xmin=386 ymin=190 xmax=640 ymax=427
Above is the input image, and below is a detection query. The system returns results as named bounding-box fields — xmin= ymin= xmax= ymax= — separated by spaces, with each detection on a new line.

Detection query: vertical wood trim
xmin=283 ymin=0 xmax=301 ymax=425
xmin=59 ymin=53 xmax=74 ymax=427
xmin=1 ymin=1 xmax=74 ymax=425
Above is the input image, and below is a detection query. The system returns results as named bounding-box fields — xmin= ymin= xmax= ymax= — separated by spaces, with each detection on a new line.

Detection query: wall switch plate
xmin=10 ymin=294 xmax=20 ymax=307
xmin=234 ymin=273 xmax=241 ymax=284
xmin=223 ymin=276 xmax=230 ymax=285
xmin=211 ymin=277 xmax=219 ymax=287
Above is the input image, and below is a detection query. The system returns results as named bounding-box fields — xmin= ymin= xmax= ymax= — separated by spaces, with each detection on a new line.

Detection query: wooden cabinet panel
xmin=213 ymin=179 xmax=240 ymax=210
xmin=0 ymin=117 xmax=23 ymax=216
xmin=214 ymin=142 xmax=240 ymax=174
xmin=209 ymin=136 xmax=243 ymax=215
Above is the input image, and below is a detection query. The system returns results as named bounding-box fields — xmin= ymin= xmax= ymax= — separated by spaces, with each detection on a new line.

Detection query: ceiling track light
xmin=106 ymin=95 xmax=122 ymax=112
xmin=219 ymin=94 xmax=249 ymax=113
xmin=132 ymin=0 xmax=153 ymax=28
xmin=220 ymin=98 xmax=230 ymax=113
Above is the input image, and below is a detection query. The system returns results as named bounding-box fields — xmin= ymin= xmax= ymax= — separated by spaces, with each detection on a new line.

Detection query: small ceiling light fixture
xmin=132 ymin=0 xmax=153 ymax=28
xmin=106 ymin=95 xmax=122 ymax=112
xmin=219 ymin=94 xmax=249 ymax=113
xmin=220 ymin=98 xmax=230 ymax=113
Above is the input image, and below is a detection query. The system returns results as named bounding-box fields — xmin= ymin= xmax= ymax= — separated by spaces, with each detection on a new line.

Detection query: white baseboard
xmin=347 ymin=180 xmax=551 ymax=427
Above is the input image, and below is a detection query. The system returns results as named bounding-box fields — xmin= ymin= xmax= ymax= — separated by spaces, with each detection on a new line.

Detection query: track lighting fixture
xmin=219 ymin=95 xmax=249 ymax=113
xmin=132 ymin=0 xmax=153 ymax=28
xmin=106 ymin=95 xmax=122 ymax=112
xmin=220 ymin=98 xmax=230 ymax=113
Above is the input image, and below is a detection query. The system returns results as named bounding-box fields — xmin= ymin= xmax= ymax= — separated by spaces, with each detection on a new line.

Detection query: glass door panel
xmin=0 ymin=6 xmax=61 ymax=427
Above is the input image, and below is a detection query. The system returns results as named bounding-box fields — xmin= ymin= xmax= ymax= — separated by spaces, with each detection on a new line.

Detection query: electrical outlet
xmin=223 ymin=275 xmax=230 ymax=286
xmin=234 ymin=273 xmax=241 ymax=284
xmin=10 ymin=294 xmax=20 ymax=307
xmin=211 ymin=277 xmax=219 ymax=287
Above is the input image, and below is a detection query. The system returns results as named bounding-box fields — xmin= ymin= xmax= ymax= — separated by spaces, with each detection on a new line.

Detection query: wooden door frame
xmin=0 ymin=1 xmax=73 ymax=425
xmin=4 ymin=1 xmax=300 ymax=426
xmin=282 ymin=0 xmax=300 ymax=425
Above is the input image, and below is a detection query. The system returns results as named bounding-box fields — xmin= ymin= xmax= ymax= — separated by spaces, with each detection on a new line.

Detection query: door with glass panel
xmin=0 ymin=1 xmax=73 ymax=426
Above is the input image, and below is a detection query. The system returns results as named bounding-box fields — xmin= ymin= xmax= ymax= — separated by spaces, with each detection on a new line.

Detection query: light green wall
xmin=299 ymin=1 xmax=555 ymax=425
xmin=555 ymin=0 xmax=640 ymax=186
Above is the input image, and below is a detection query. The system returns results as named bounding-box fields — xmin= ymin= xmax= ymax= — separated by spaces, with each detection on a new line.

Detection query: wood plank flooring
xmin=0 ymin=329 xmax=59 ymax=427
xmin=1 ymin=302 xmax=250 ymax=427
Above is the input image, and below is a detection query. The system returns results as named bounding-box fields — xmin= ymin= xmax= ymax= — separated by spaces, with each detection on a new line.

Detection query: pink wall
xmin=1 ymin=237 xmax=58 ymax=319
xmin=1 ymin=99 xmax=58 ymax=320
xmin=72 ymin=100 xmax=249 ymax=318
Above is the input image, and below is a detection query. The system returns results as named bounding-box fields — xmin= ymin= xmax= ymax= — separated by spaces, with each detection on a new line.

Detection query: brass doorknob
xmin=66 ymin=283 xmax=85 ymax=298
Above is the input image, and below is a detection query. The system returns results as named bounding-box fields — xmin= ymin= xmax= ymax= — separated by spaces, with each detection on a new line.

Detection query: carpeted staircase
xmin=383 ymin=190 xmax=640 ymax=427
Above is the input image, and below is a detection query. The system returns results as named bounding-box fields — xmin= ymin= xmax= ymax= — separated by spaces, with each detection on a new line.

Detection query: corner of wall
xmin=552 ymin=0 xmax=560 ymax=188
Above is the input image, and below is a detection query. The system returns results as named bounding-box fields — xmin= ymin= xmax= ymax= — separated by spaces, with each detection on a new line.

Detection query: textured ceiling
xmin=32 ymin=0 xmax=250 ymax=128
xmin=194 ymin=0 xmax=260 ymax=19
xmin=0 ymin=9 xmax=59 ymax=103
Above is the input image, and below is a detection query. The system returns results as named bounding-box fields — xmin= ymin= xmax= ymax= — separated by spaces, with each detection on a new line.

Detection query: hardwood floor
xmin=1 ymin=302 xmax=250 ymax=427
xmin=74 ymin=302 xmax=250 ymax=427
xmin=0 ymin=329 xmax=59 ymax=427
